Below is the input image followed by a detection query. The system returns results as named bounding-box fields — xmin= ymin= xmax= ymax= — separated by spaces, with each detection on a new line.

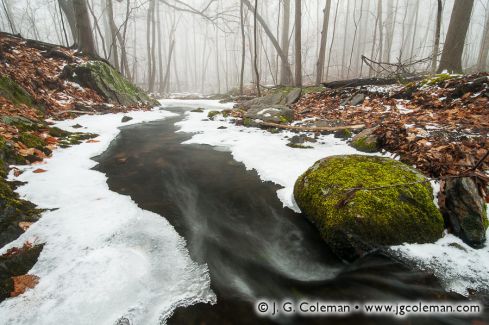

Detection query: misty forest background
xmin=0 ymin=0 xmax=488 ymax=95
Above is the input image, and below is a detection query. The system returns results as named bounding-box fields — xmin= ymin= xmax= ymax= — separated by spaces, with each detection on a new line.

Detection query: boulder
xmin=351 ymin=127 xmax=380 ymax=152
xmin=239 ymin=88 xmax=302 ymax=111
xmin=244 ymin=105 xmax=293 ymax=124
xmin=342 ymin=93 xmax=366 ymax=106
xmin=442 ymin=177 xmax=488 ymax=247
xmin=294 ymin=155 xmax=444 ymax=261
xmin=62 ymin=61 xmax=158 ymax=106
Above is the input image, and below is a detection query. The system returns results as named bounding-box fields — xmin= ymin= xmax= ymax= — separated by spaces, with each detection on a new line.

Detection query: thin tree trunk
xmin=294 ymin=0 xmax=302 ymax=87
xmin=477 ymin=3 xmax=489 ymax=71
xmin=253 ymin=0 xmax=261 ymax=96
xmin=239 ymin=0 xmax=246 ymax=95
xmin=106 ymin=0 xmax=119 ymax=69
xmin=431 ymin=0 xmax=443 ymax=72
xmin=315 ymin=0 xmax=332 ymax=85
xmin=279 ymin=0 xmax=292 ymax=85
xmin=325 ymin=0 xmax=339 ymax=81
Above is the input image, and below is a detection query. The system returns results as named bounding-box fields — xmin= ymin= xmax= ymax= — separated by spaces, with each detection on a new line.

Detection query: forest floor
xmin=291 ymin=74 xmax=489 ymax=189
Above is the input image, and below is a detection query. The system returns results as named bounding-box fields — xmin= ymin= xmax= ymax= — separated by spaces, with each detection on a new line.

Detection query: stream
xmin=94 ymin=106 xmax=478 ymax=325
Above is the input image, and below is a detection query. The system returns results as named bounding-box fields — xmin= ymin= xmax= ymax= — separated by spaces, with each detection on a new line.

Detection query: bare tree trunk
xmin=279 ymin=0 xmax=292 ymax=85
xmin=73 ymin=0 xmax=97 ymax=55
xmin=253 ymin=0 xmax=261 ymax=96
xmin=239 ymin=0 xmax=246 ymax=94
xmin=157 ymin=0 xmax=164 ymax=92
xmin=325 ymin=0 xmax=339 ymax=81
xmin=106 ymin=0 xmax=120 ymax=71
xmin=242 ymin=0 xmax=293 ymax=86
xmin=58 ymin=0 xmax=78 ymax=44
xmin=437 ymin=0 xmax=474 ymax=73
xmin=409 ymin=0 xmax=420 ymax=60
xmin=383 ymin=0 xmax=395 ymax=63
xmin=369 ymin=0 xmax=382 ymax=77
xmin=477 ymin=3 xmax=489 ymax=71
xmin=347 ymin=0 xmax=363 ymax=79
xmin=294 ymin=0 xmax=302 ymax=87
xmin=147 ymin=0 xmax=157 ymax=92
xmin=341 ymin=0 xmax=350 ymax=79
xmin=431 ymin=0 xmax=442 ymax=72
xmin=315 ymin=0 xmax=332 ymax=85
xmin=162 ymin=40 xmax=175 ymax=93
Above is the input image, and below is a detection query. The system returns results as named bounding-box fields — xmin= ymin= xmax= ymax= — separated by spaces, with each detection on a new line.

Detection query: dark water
xmin=94 ymin=108 xmax=486 ymax=325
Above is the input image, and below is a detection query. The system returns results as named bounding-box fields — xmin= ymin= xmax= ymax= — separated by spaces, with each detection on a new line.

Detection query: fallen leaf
xmin=86 ymin=139 xmax=100 ymax=143
xmin=10 ymin=275 xmax=39 ymax=297
xmin=33 ymin=168 xmax=47 ymax=173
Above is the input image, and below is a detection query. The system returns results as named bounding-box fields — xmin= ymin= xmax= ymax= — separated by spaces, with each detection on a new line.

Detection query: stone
xmin=351 ymin=127 xmax=380 ymax=152
xmin=443 ymin=177 xmax=488 ymax=247
xmin=244 ymin=105 xmax=293 ymax=124
xmin=286 ymin=88 xmax=302 ymax=105
xmin=294 ymin=155 xmax=444 ymax=261
xmin=121 ymin=116 xmax=133 ymax=123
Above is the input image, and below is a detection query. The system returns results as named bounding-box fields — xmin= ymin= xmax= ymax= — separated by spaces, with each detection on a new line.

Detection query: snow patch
xmin=0 ymin=109 xmax=215 ymax=325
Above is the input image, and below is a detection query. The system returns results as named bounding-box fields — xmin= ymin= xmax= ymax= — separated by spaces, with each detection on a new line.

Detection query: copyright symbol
xmin=257 ymin=302 xmax=269 ymax=313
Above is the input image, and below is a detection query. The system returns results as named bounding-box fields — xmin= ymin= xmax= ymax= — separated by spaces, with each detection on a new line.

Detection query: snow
xmin=0 ymin=108 xmax=215 ymax=325
xmin=391 ymin=233 xmax=489 ymax=296
xmin=169 ymin=100 xmax=489 ymax=298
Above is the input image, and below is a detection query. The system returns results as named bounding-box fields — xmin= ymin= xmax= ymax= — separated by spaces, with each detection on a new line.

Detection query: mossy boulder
xmin=0 ymin=75 xmax=34 ymax=107
xmin=62 ymin=61 xmax=158 ymax=106
xmin=351 ymin=128 xmax=380 ymax=153
xmin=294 ymin=155 xmax=444 ymax=261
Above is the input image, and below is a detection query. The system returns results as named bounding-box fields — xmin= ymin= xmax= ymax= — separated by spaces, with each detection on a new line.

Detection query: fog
xmin=1 ymin=0 xmax=488 ymax=94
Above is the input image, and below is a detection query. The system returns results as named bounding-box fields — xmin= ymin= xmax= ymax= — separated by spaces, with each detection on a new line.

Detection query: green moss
xmin=351 ymin=136 xmax=378 ymax=152
xmin=294 ymin=155 xmax=444 ymax=260
xmin=279 ymin=115 xmax=292 ymax=124
xmin=422 ymin=73 xmax=455 ymax=86
xmin=207 ymin=110 xmax=220 ymax=120
xmin=0 ymin=75 xmax=34 ymax=107
xmin=243 ymin=117 xmax=253 ymax=127
xmin=48 ymin=126 xmax=70 ymax=138
xmin=19 ymin=133 xmax=45 ymax=149
xmin=191 ymin=108 xmax=204 ymax=113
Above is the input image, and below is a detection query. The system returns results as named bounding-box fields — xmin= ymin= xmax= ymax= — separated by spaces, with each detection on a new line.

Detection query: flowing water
xmin=95 ymin=107 xmax=483 ymax=325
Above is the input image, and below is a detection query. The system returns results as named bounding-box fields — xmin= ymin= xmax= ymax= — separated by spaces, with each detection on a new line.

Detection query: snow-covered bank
xmin=171 ymin=102 xmax=489 ymax=298
xmin=0 ymin=109 xmax=215 ymax=325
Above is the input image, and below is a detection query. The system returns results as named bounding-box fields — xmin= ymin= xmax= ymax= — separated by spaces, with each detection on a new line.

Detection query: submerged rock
xmin=442 ymin=177 xmax=488 ymax=247
xmin=294 ymin=155 xmax=444 ymax=261
xmin=350 ymin=127 xmax=380 ymax=152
